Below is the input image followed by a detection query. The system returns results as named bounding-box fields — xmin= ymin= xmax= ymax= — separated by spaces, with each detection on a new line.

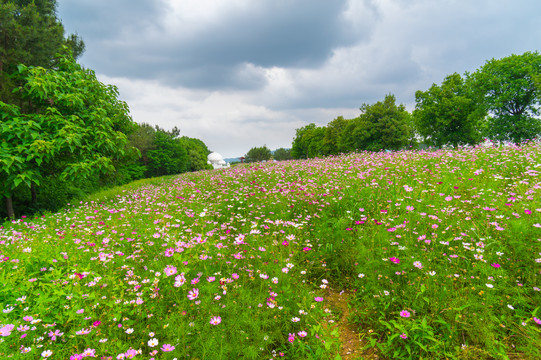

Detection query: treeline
xmin=291 ymin=51 xmax=541 ymax=159
xmin=243 ymin=146 xmax=293 ymax=163
xmin=0 ymin=0 xmax=211 ymax=219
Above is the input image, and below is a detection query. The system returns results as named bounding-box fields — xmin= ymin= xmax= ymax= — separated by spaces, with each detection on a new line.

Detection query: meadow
xmin=0 ymin=142 xmax=540 ymax=359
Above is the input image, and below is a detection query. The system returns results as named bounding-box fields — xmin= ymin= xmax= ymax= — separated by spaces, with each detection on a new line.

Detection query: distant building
xmin=207 ymin=152 xmax=230 ymax=169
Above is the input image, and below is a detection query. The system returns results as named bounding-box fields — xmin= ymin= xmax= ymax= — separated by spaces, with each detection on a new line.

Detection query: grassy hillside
xmin=1 ymin=143 xmax=540 ymax=359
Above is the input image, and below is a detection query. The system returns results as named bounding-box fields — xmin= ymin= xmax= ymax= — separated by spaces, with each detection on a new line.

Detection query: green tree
xmin=0 ymin=0 xmax=84 ymax=101
xmin=323 ymin=116 xmax=349 ymax=155
xmin=244 ymin=146 xmax=272 ymax=163
xmin=180 ymin=136 xmax=212 ymax=172
xmin=145 ymin=127 xmax=189 ymax=177
xmin=413 ymin=73 xmax=485 ymax=148
xmin=472 ymin=51 xmax=541 ymax=143
xmin=291 ymin=124 xmax=325 ymax=159
xmin=1 ymin=51 xmax=132 ymax=218
xmin=273 ymin=148 xmax=292 ymax=161
xmin=340 ymin=94 xmax=412 ymax=152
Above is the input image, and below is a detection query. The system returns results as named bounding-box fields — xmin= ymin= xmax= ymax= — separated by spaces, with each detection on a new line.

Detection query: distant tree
xmin=145 ymin=127 xmax=188 ymax=177
xmin=323 ymin=116 xmax=349 ymax=155
xmin=273 ymin=148 xmax=292 ymax=161
xmin=180 ymin=136 xmax=212 ymax=172
xmin=244 ymin=146 xmax=272 ymax=163
xmin=0 ymin=51 xmax=133 ymax=218
xmin=472 ymin=51 xmax=541 ymax=143
xmin=291 ymin=124 xmax=325 ymax=159
xmin=413 ymin=73 xmax=485 ymax=148
xmin=340 ymin=94 xmax=412 ymax=152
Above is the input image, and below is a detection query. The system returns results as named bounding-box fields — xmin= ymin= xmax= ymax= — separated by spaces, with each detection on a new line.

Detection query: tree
xmin=323 ymin=116 xmax=349 ymax=155
xmin=472 ymin=51 xmax=541 ymax=143
xmin=273 ymin=148 xmax=292 ymax=161
xmin=340 ymin=94 xmax=412 ymax=152
xmin=413 ymin=73 xmax=485 ymax=148
xmin=291 ymin=124 xmax=325 ymax=159
xmin=244 ymin=146 xmax=272 ymax=163
xmin=0 ymin=0 xmax=84 ymax=100
xmin=145 ymin=127 xmax=188 ymax=177
xmin=1 ymin=51 xmax=133 ymax=218
xmin=180 ymin=136 xmax=212 ymax=172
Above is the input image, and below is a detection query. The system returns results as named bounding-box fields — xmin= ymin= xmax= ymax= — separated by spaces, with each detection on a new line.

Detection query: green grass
xmin=1 ymin=143 xmax=540 ymax=359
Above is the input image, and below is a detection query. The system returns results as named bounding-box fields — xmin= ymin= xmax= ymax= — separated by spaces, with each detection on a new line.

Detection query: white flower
xmin=125 ymin=328 xmax=134 ymax=334
xmin=486 ymin=284 xmax=494 ymax=288
xmin=291 ymin=317 xmax=300 ymax=322
xmin=358 ymin=273 xmax=365 ymax=278
xmin=41 ymin=350 xmax=53 ymax=357
xmin=507 ymin=304 xmax=514 ymax=310
xmin=148 ymin=338 xmax=159 ymax=347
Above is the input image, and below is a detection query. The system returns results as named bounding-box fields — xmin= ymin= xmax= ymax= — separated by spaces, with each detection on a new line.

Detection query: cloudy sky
xmin=57 ymin=0 xmax=541 ymax=158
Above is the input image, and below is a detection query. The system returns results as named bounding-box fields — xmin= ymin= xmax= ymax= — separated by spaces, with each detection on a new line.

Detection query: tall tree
xmin=1 ymin=51 xmax=133 ymax=218
xmin=413 ymin=73 xmax=485 ymax=148
xmin=472 ymin=51 xmax=541 ymax=143
xmin=291 ymin=124 xmax=325 ymax=159
xmin=341 ymin=94 xmax=412 ymax=152
xmin=323 ymin=116 xmax=349 ymax=155
xmin=145 ymin=127 xmax=189 ymax=177
xmin=273 ymin=148 xmax=292 ymax=161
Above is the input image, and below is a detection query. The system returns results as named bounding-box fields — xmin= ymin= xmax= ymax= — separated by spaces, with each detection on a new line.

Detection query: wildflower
xmin=486 ymin=283 xmax=494 ymax=288
xmin=125 ymin=328 xmax=134 ymax=334
xmin=298 ymin=330 xmax=307 ymax=337
xmin=491 ymin=263 xmax=501 ymax=268
xmin=390 ymin=257 xmax=400 ymax=264
xmin=76 ymin=328 xmax=92 ymax=335
xmin=533 ymin=317 xmax=541 ymax=325
xmin=507 ymin=304 xmax=514 ymax=310
xmin=41 ymin=350 xmax=53 ymax=358
xmin=400 ymin=310 xmax=411 ymax=318
xmin=0 ymin=324 xmax=14 ymax=336
xmin=82 ymin=348 xmax=96 ymax=357
xmin=164 ymin=265 xmax=177 ymax=276
xmin=413 ymin=261 xmax=423 ymax=269
xmin=358 ymin=273 xmax=365 ymax=278
xmin=400 ymin=333 xmax=408 ymax=339
xmin=148 ymin=338 xmax=159 ymax=347
xmin=288 ymin=333 xmax=295 ymax=342
xmin=161 ymin=344 xmax=175 ymax=352
xmin=291 ymin=317 xmax=300 ymax=322
xmin=209 ymin=316 xmax=222 ymax=325
xmin=314 ymin=297 xmax=324 ymax=302
xmin=187 ymin=288 xmax=199 ymax=300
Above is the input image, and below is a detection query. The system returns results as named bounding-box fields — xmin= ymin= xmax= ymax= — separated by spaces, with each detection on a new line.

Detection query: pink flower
xmin=525 ymin=209 xmax=532 ymax=215
xmin=491 ymin=263 xmax=501 ymax=268
xmin=298 ymin=330 xmax=307 ymax=337
xmin=400 ymin=333 xmax=408 ymax=339
xmin=187 ymin=288 xmax=199 ymax=300
xmin=82 ymin=348 xmax=96 ymax=357
xmin=390 ymin=257 xmax=400 ymax=264
xmin=209 ymin=316 xmax=222 ymax=325
xmin=314 ymin=297 xmax=324 ymax=302
xmin=400 ymin=310 xmax=411 ymax=318
xmin=288 ymin=333 xmax=295 ymax=342
xmin=164 ymin=265 xmax=177 ymax=276
xmin=161 ymin=344 xmax=175 ymax=352
xmin=533 ymin=317 xmax=541 ymax=325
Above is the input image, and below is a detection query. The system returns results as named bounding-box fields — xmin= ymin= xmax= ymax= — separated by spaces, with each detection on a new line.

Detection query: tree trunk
xmin=5 ymin=196 xmax=14 ymax=219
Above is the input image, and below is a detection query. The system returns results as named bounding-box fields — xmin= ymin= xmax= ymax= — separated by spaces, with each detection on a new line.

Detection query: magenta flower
xmin=187 ymin=288 xmax=199 ymax=300
xmin=400 ymin=333 xmax=408 ymax=339
xmin=400 ymin=310 xmax=411 ymax=318
xmin=314 ymin=297 xmax=324 ymax=302
xmin=288 ymin=333 xmax=295 ymax=343
xmin=161 ymin=344 xmax=175 ymax=352
xmin=390 ymin=257 xmax=400 ymax=264
xmin=298 ymin=330 xmax=307 ymax=337
xmin=491 ymin=263 xmax=501 ymax=268
xmin=209 ymin=316 xmax=222 ymax=325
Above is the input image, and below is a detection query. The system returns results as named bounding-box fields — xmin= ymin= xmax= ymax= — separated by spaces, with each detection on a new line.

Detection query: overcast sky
xmin=57 ymin=0 xmax=541 ymax=158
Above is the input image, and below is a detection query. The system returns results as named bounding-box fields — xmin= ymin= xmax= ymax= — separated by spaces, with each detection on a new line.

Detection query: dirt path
xmin=326 ymin=290 xmax=379 ymax=360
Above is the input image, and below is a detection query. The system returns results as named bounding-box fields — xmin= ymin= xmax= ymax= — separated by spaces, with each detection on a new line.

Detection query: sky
xmin=56 ymin=0 xmax=541 ymax=158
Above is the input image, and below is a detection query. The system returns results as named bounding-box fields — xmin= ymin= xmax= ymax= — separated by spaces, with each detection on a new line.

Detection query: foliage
xmin=145 ymin=127 xmax=189 ymax=177
xmin=180 ymin=136 xmax=212 ymax=172
xmin=323 ymin=116 xmax=348 ymax=155
xmin=244 ymin=145 xmax=272 ymax=162
xmin=291 ymin=124 xmax=326 ymax=159
xmin=273 ymin=147 xmax=293 ymax=161
xmin=0 ymin=50 xmax=134 ymax=218
xmin=413 ymin=73 xmax=485 ymax=148
xmin=1 ymin=143 xmax=540 ymax=359
xmin=472 ymin=51 xmax=541 ymax=143
xmin=340 ymin=94 xmax=413 ymax=152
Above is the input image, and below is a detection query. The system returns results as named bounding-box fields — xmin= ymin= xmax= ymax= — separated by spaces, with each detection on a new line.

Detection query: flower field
xmin=1 ymin=143 xmax=540 ymax=359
